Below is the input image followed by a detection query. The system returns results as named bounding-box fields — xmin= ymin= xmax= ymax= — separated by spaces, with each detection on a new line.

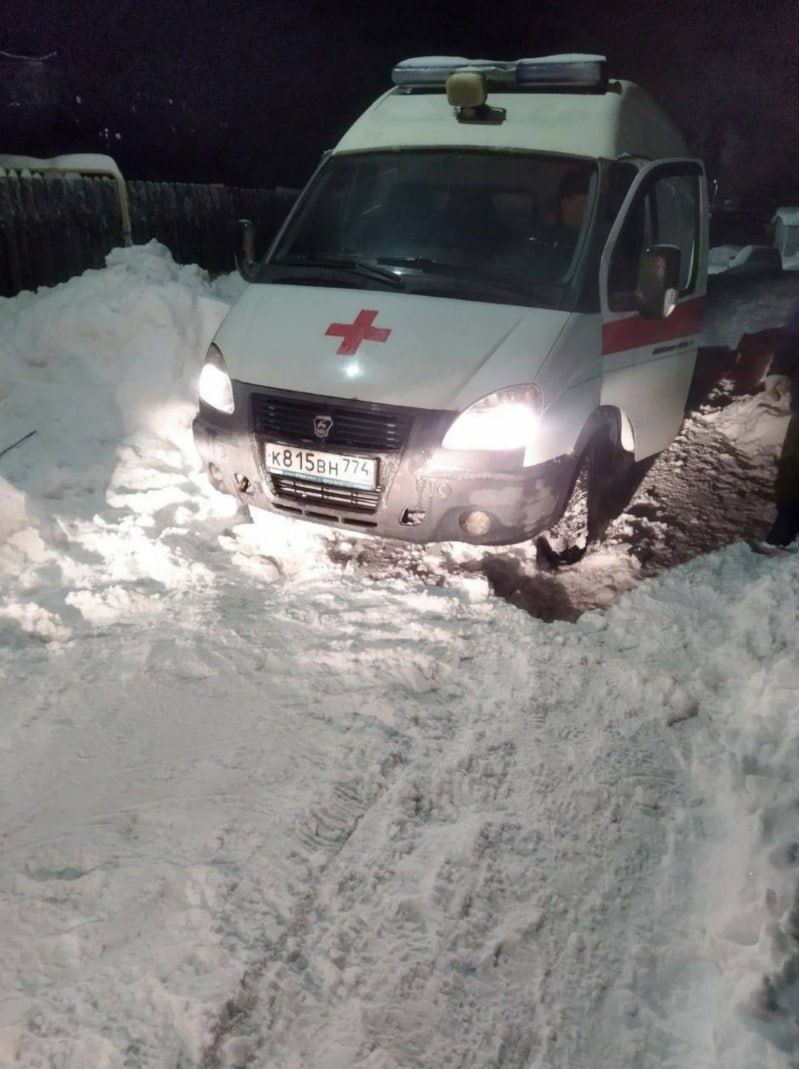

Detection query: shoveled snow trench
xmin=0 ymin=245 xmax=797 ymax=1068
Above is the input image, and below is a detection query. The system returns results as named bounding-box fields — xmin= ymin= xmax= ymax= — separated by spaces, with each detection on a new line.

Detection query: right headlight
xmin=442 ymin=384 xmax=542 ymax=451
xmin=198 ymin=343 xmax=235 ymax=414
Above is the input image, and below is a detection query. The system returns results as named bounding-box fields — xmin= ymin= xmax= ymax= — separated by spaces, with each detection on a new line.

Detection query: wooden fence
xmin=0 ymin=171 xmax=297 ymax=297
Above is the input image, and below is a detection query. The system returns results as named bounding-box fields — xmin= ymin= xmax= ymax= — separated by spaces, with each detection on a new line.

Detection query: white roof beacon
xmin=391 ymin=54 xmax=608 ymax=93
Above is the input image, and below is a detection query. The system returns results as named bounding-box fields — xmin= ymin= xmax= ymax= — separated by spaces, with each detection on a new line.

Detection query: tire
xmin=538 ymin=433 xmax=619 ymax=566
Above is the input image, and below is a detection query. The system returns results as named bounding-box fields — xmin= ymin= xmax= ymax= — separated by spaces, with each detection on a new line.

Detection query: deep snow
xmin=0 ymin=243 xmax=798 ymax=1068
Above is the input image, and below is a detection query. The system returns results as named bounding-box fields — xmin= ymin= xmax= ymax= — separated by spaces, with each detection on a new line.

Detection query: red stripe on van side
xmin=602 ymin=297 xmax=705 ymax=355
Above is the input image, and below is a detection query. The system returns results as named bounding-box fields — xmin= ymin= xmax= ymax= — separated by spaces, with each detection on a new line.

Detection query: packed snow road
xmin=0 ymin=245 xmax=797 ymax=1068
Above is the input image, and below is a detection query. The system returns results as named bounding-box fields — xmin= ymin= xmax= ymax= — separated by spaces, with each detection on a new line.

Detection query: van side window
xmin=608 ymin=171 xmax=700 ymax=311
xmin=651 ymin=175 xmax=699 ymax=292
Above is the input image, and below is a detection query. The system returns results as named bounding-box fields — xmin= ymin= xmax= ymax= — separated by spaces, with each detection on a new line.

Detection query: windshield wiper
xmin=376 ymin=256 xmax=553 ymax=304
xmin=273 ymin=253 xmax=405 ymax=289
xmin=374 ymin=260 xmax=536 ymax=299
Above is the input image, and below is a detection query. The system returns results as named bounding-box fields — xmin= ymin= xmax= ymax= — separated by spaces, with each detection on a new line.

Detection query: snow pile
xmin=598 ymin=548 xmax=799 ymax=1065
xmin=709 ymin=244 xmax=742 ymax=275
xmin=0 ymin=241 xmax=240 ymax=641
xmin=702 ymin=273 xmax=797 ymax=350
xmin=0 ymin=244 xmax=797 ymax=1068
xmin=0 ymin=473 xmax=28 ymax=541
xmin=708 ymin=386 xmax=791 ymax=457
xmin=0 ymin=240 xmax=229 ymax=496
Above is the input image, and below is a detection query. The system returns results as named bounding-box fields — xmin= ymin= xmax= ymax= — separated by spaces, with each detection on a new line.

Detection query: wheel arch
xmin=572 ymin=405 xmax=634 ymax=459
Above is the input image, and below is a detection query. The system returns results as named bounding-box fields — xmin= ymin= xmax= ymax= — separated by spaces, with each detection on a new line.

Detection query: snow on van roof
xmin=392 ymin=54 xmax=607 ymax=91
xmin=333 ymin=79 xmax=687 ymax=161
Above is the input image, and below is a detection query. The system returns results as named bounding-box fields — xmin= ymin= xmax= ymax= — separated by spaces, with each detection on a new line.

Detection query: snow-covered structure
xmin=0 ymin=153 xmax=131 ymax=245
xmin=773 ymin=206 xmax=799 ymax=268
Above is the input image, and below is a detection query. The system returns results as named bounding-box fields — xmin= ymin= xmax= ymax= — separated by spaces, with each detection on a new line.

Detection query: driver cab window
xmin=653 ymin=176 xmax=698 ymax=290
xmin=608 ymin=169 xmax=700 ymax=311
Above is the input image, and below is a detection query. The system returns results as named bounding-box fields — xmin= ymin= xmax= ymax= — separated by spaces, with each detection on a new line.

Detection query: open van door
xmin=599 ymin=159 xmax=708 ymax=459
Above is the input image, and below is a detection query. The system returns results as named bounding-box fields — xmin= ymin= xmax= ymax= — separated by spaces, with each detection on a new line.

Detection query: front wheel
xmin=537 ymin=435 xmax=620 ymax=566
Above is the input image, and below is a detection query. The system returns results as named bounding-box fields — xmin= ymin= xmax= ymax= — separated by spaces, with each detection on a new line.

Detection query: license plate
xmin=264 ymin=443 xmax=378 ymax=490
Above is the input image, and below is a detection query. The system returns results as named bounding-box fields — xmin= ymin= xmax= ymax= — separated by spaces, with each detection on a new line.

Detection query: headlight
xmin=442 ymin=384 xmax=542 ymax=451
xmin=198 ymin=343 xmax=235 ymax=414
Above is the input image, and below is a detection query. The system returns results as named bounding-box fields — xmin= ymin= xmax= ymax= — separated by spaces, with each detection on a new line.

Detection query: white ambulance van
xmin=194 ymin=54 xmax=708 ymax=553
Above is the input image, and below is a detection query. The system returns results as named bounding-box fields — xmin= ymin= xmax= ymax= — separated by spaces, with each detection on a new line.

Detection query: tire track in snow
xmin=198 ymin=746 xmax=410 ymax=1069
xmin=196 ymin=627 xmax=696 ymax=1069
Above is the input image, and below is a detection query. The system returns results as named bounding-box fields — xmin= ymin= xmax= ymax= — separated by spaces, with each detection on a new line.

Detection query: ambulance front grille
xmin=251 ymin=392 xmax=412 ymax=452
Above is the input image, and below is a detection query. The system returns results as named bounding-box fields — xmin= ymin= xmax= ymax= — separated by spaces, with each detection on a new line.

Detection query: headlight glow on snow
xmin=198 ymin=343 xmax=235 ymax=414
xmin=442 ymin=384 xmax=542 ymax=451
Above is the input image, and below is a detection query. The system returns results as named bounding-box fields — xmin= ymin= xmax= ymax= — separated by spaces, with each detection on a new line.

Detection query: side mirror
xmin=234 ymin=218 xmax=259 ymax=282
xmin=636 ymin=244 xmax=681 ymax=319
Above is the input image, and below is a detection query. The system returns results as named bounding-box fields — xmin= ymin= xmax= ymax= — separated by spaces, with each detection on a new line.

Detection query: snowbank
xmin=702 ymin=273 xmax=797 ymax=349
xmin=0 ymin=241 xmax=229 ymax=498
xmin=0 ymin=474 xmax=28 ymax=541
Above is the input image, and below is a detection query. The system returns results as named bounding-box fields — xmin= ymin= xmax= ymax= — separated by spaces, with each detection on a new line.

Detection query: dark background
xmin=3 ymin=0 xmax=799 ymax=205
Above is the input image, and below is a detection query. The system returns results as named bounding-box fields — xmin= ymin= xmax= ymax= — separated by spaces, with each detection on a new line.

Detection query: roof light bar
xmin=392 ymin=54 xmax=608 ymax=92
xmin=516 ymin=55 xmax=607 ymax=89
xmin=392 ymin=57 xmax=513 ymax=88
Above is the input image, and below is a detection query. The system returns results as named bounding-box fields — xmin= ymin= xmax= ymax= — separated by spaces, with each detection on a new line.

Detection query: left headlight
xmin=198 ymin=343 xmax=235 ymax=414
xmin=442 ymin=384 xmax=542 ymax=451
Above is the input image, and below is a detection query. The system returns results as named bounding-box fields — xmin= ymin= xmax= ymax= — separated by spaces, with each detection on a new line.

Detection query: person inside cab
xmin=556 ymin=169 xmax=591 ymax=238
xmin=518 ymin=167 xmax=592 ymax=282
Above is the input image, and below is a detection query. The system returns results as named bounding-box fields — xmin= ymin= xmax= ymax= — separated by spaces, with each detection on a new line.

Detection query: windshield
xmin=268 ymin=151 xmax=597 ymax=309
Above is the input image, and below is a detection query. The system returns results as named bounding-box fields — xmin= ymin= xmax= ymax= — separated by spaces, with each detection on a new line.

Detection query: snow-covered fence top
xmin=0 ymin=170 xmax=297 ymax=297
xmin=0 ymin=153 xmax=132 ymax=245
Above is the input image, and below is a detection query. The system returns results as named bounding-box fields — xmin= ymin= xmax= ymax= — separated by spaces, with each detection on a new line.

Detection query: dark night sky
xmin=2 ymin=0 xmax=799 ymax=202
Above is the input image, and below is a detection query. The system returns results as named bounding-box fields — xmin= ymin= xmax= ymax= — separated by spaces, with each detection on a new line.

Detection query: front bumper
xmin=193 ymin=384 xmax=576 ymax=546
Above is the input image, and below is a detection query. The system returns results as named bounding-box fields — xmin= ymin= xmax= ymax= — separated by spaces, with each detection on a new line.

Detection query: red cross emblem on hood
xmin=325 ymin=309 xmax=391 ymax=356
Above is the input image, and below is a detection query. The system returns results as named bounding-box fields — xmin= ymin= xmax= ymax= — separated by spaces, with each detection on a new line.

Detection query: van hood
xmin=215 ymin=284 xmax=571 ymax=411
